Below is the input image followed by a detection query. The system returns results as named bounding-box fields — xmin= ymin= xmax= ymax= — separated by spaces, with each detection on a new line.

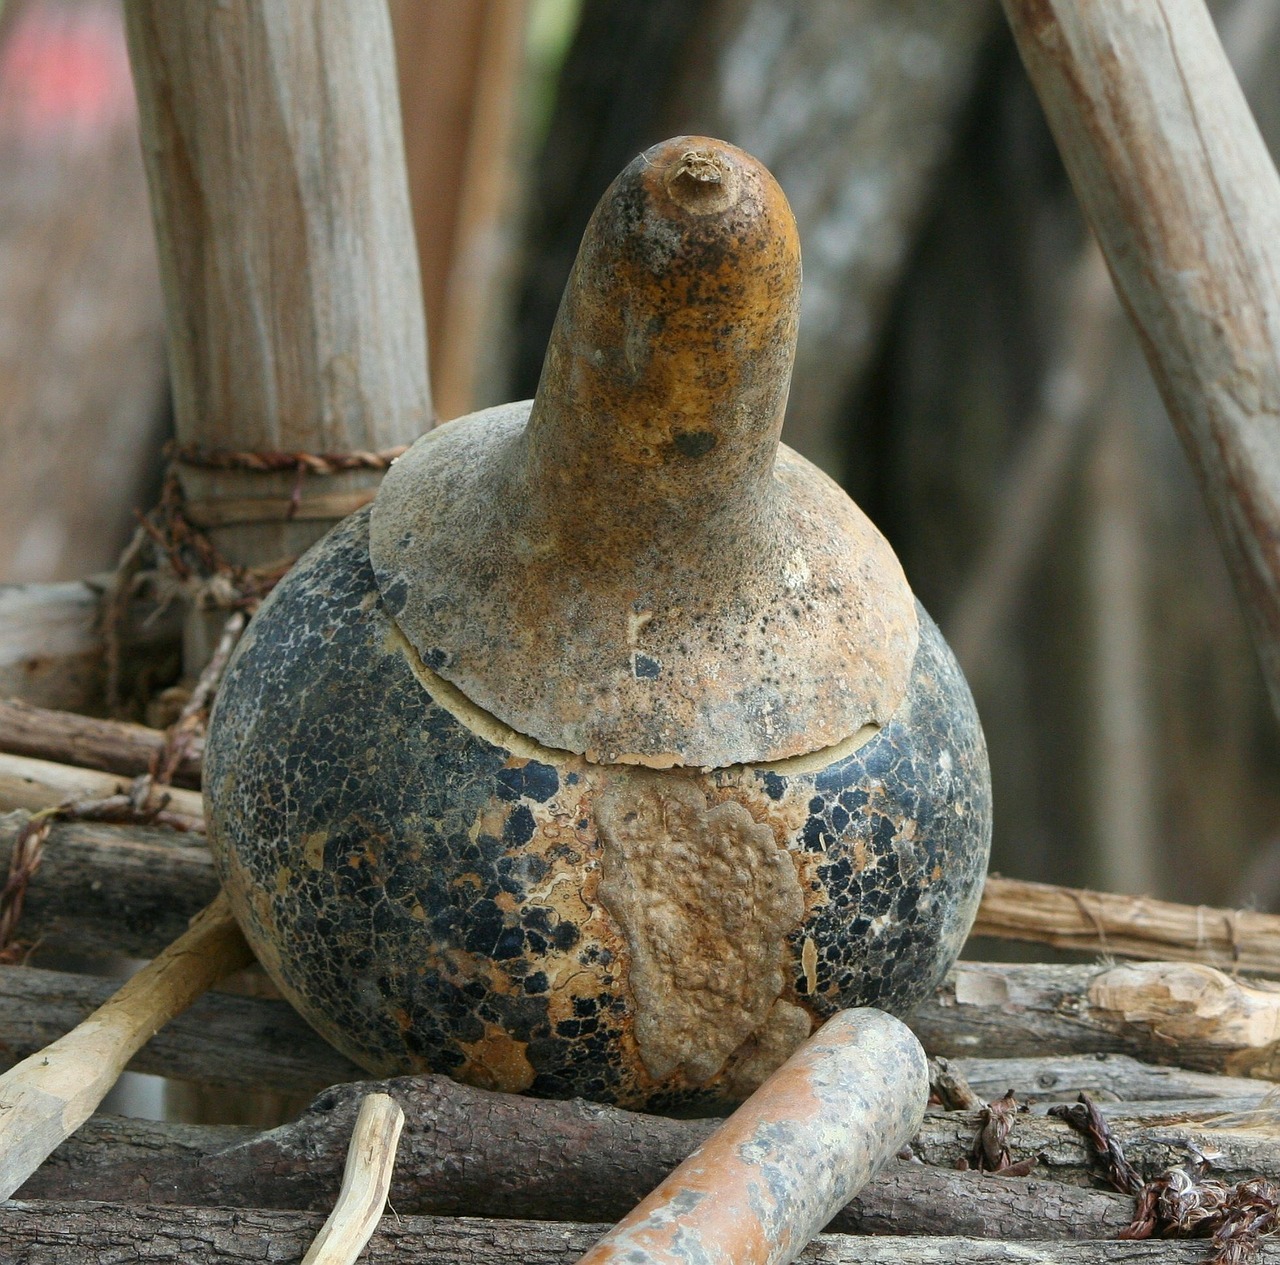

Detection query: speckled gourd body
xmin=204 ymin=137 xmax=992 ymax=1110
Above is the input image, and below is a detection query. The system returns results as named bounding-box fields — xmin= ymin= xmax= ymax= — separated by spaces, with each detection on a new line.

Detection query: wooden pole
xmin=123 ymin=1 xmax=432 ymax=663
xmin=0 ymin=893 xmax=253 ymax=1200
xmin=1000 ymin=0 xmax=1280 ymax=724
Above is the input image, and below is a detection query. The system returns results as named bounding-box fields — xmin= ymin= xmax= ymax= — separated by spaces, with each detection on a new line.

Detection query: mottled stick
xmin=0 ymin=893 xmax=253 ymax=1200
xmin=576 ymin=1008 xmax=927 ymax=1265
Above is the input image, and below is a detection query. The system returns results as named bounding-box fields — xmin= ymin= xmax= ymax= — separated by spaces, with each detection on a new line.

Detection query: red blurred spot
xmin=0 ymin=1 xmax=136 ymax=140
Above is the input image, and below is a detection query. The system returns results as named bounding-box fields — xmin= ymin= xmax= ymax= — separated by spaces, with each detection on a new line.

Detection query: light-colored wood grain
xmin=123 ymin=0 xmax=432 ymax=576
xmin=0 ymin=751 xmax=203 ymax=825
xmin=302 ymin=1093 xmax=404 ymax=1265
xmin=977 ymin=875 xmax=1280 ymax=973
xmin=0 ymin=894 xmax=253 ymax=1200
xmin=1001 ymin=0 xmax=1280 ymax=722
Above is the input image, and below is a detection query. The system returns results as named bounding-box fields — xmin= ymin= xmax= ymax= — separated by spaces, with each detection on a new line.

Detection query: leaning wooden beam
xmin=976 ymin=875 xmax=1280 ymax=975
xmin=1001 ymin=0 xmax=1280 ymax=722
xmin=0 ymin=1205 xmax=1257 ymax=1264
xmin=916 ymin=960 xmax=1280 ymax=1079
xmin=0 ymin=964 xmax=360 ymax=1093
xmin=17 ymin=1078 xmax=1131 ymax=1239
xmin=0 ymin=895 xmax=253 ymax=1200
xmin=0 ymin=699 xmax=201 ymax=786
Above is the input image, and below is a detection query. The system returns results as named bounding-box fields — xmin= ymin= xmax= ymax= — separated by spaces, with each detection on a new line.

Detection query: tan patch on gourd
xmin=457 ymin=1021 xmax=536 ymax=1094
xmin=595 ymin=778 xmax=805 ymax=1083
xmin=720 ymin=999 xmax=813 ymax=1099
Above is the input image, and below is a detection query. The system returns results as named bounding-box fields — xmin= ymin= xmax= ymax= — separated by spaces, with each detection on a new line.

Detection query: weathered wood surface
xmin=0 ymin=812 xmax=214 ymax=958
xmin=0 ymin=579 xmax=180 ymax=713
xmin=916 ymin=960 xmax=1280 ymax=1078
xmin=0 ymin=965 xmax=360 ymax=1094
xmin=949 ymin=1052 xmax=1274 ymax=1106
xmin=977 ymin=875 xmax=1280 ymax=974
xmin=5 ymin=1204 xmax=1273 ymax=1263
xmin=1002 ymin=0 xmax=1280 ymax=725
xmin=0 ymin=700 xmax=201 ymax=786
xmin=15 ymin=1081 xmax=1131 ymax=1239
xmin=123 ymin=0 xmax=431 ymax=580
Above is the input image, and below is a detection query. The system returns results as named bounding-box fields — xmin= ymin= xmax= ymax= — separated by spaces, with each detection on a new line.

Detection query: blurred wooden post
xmin=1002 ymin=0 xmax=1280 ymax=726
xmin=123 ymin=0 xmax=432 ymax=666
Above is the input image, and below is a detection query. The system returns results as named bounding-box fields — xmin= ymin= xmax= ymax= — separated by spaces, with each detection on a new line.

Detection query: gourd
xmin=205 ymin=136 xmax=991 ymax=1111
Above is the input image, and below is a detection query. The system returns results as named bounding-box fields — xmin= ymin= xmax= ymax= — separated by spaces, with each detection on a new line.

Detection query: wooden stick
xmin=0 ymin=893 xmax=253 ymax=1200
xmin=577 ymin=1009 xmax=927 ymax=1265
xmin=976 ymin=875 xmax=1280 ymax=974
xmin=0 ymin=963 xmax=359 ymax=1093
xmin=0 ymin=699 xmax=201 ymax=787
xmin=302 ymin=1093 xmax=404 ymax=1265
xmin=0 ymin=752 xmax=203 ymax=826
xmin=1001 ymin=0 xmax=1280 ymax=721
xmin=0 ymin=1204 xmax=1254 ymax=1264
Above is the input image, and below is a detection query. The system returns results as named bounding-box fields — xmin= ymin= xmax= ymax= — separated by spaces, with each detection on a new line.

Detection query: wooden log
xmin=0 ymin=811 xmax=216 ymax=958
xmin=16 ymin=1079 xmax=1131 ymax=1238
xmin=2 ymin=1204 xmax=1267 ymax=1263
xmin=916 ymin=960 xmax=1280 ymax=1079
xmin=0 ymin=700 xmax=201 ymax=787
xmin=0 ymin=964 xmax=360 ymax=1093
xmin=0 ymin=895 xmax=254 ymax=1200
xmin=948 ymin=1052 xmax=1273 ymax=1106
xmin=977 ymin=875 xmax=1280 ymax=975
xmin=0 ymin=752 xmax=203 ymax=825
xmin=1001 ymin=0 xmax=1280 ymax=723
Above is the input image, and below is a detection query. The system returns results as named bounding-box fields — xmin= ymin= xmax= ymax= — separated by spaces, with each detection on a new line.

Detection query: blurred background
xmin=2 ymin=0 xmax=1279 ymax=915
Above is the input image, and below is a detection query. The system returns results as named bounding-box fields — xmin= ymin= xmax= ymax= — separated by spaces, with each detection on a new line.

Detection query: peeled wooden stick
xmin=976 ymin=875 xmax=1280 ymax=974
xmin=1001 ymin=0 xmax=1280 ymax=721
xmin=302 ymin=1093 xmax=405 ymax=1265
xmin=0 ymin=752 xmax=203 ymax=827
xmin=577 ymin=1008 xmax=927 ymax=1265
xmin=0 ymin=892 xmax=253 ymax=1200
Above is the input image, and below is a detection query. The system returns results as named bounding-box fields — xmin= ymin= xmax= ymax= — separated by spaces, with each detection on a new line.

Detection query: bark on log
xmin=0 ymin=700 xmax=200 ymax=787
xmin=915 ymin=960 xmax=1280 ymax=1079
xmin=0 ymin=965 xmax=361 ymax=1094
xmin=0 ymin=811 xmax=216 ymax=958
xmin=123 ymin=1 xmax=431 ymax=574
xmin=948 ymin=1052 xmax=1272 ymax=1106
xmin=2 ymin=1203 xmax=1265 ymax=1263
xmin=1001 ymin=0 xmax=1280 ymax=725
xmin=14 ymin=1079 xmax=1132 ymax=1239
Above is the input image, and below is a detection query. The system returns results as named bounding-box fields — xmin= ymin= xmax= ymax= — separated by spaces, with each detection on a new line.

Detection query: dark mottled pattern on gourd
xmin=206 ymin=508 xmax=990 ymax=1111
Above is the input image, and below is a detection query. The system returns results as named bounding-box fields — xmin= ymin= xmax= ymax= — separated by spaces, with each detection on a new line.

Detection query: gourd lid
xmin=370 ymin=137 xmax=917 ymax=768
